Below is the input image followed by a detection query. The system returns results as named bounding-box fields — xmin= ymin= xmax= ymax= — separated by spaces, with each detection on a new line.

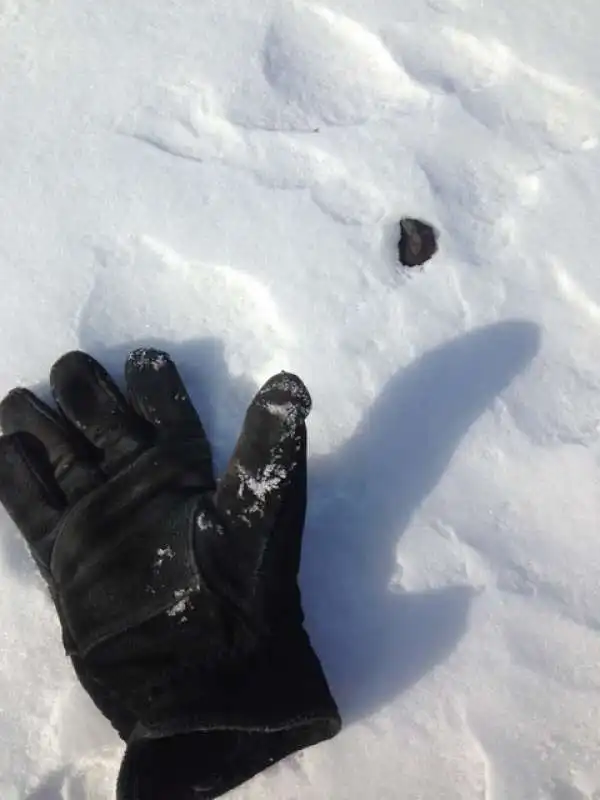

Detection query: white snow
xmin=0 ymin=0 xmax=599 ymax=797
xmin=166 ymin=590 xmax=192 ymax=620
xmin=154 ymin=545 xmax=175 ymax=569
xmin=238 ymin=461 xmax=288 ymax=502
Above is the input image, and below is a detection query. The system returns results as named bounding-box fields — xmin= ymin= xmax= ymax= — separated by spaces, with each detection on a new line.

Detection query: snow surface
xmin=0 ymin=0 xmax=599 ymax=797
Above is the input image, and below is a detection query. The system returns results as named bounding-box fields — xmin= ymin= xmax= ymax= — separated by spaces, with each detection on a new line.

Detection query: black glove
xmin=0 ymin=348 xmax=341 ymax=799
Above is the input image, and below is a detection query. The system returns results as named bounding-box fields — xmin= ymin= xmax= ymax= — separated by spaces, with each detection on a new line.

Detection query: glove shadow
xmin=302 ymin=320 xmax=541 ymax=722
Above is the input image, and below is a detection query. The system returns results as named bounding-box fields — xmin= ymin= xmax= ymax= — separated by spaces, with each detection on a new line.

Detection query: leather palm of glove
xmin=0 ymin=348 xmax=341 ymax=799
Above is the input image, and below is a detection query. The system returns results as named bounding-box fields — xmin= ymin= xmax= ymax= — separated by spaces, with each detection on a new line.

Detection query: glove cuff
xmin=116 ymin=626 xmax=341 ymax=799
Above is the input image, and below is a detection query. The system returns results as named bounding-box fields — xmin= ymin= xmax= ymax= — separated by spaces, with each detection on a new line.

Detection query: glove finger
xmin=125 ymin=348 xmax=214 ymax=484
xmin=50 ymin=351 xmax=153 ymax=473
xmin=259 ymin=421 xmax=307 ymax=606
xmin=0 ymin=431 xmax=66 ymax=570
xmin=0 ymin=388 xmax=103 ymax=501
xmin=213 ymin=372 xmax=311 ymax=592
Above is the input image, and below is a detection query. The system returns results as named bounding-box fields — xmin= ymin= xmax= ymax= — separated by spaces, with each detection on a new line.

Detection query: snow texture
xmin=0 ymin=0 xmax=599 ymax=798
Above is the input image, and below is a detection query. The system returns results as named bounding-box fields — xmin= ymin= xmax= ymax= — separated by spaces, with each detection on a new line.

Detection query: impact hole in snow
xmin=398 ymin=218 xmax=438 ymax=267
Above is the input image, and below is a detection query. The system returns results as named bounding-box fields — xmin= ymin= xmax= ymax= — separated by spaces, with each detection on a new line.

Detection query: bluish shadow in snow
xmin=78 ymin=336 xmax=255 ymax=478
xmin=1 ymin=321 xmax=540 ymax=729
xmin=303 ymin=320 xmax=541 ymax=721
xmin=25 ymin=767 xmax=68 ymax=800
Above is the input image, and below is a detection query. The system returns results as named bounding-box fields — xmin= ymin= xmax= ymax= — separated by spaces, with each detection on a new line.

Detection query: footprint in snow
xmin=384 ymin=22 xmax=600 ymax=156
xmin=128 ymin=81 xmax=388 ymax=227
xmin=125 ymin=2 xmax=432 ymax=227
xmin=79 ymin=234 xmax=295 ymax=389
xmin=260 ymin=1 xmax=429 ymax=129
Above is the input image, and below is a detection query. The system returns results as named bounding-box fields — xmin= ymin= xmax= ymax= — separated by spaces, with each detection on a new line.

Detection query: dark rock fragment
xmin=398 ymin=218 xmax=438 ymax=267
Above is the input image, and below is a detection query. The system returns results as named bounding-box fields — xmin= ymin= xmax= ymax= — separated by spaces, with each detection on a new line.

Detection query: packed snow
xmin=0 ymin=0 xmax=599 ymax=798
